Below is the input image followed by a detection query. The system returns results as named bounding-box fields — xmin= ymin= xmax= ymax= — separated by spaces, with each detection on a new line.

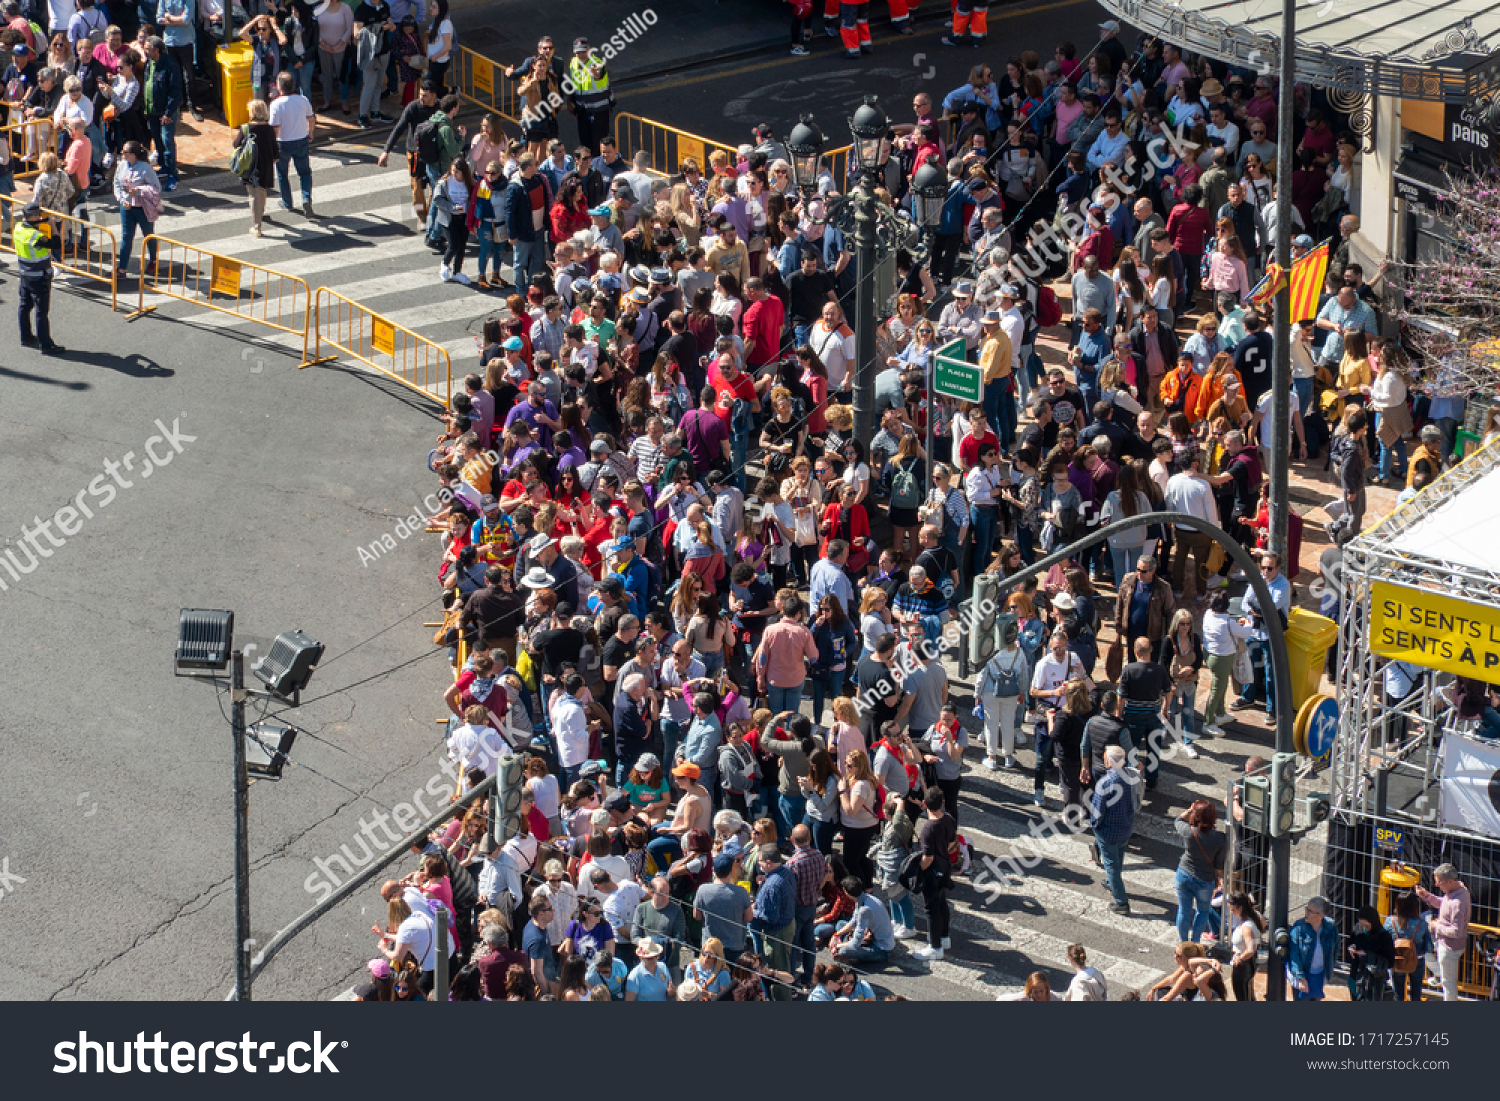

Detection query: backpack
xmin=989 ymin=648 xmax=1024 ymax=697
xmin=415 ymin=114 xmax=444 ymax=167
xmin=728 ymin=396 xmax=752 ymax=438
xmin=229 ymin=124 xmax=256 ymax=181
xmin=890 ymin=459 xmax=921 ymax=511
xmin=1035 ymin=284 xmax=1062 ymax=328
xmin=1392 ymin=936 xmax=1418 ymax=974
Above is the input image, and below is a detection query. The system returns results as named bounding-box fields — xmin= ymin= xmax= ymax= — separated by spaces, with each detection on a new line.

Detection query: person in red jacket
xmin=1165 ymin=183 xmax=1213 ymax=311
xmin=819 ymin=483 xmax=872 ymax=573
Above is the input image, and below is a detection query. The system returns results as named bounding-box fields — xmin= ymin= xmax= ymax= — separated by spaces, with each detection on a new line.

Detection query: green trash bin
xmin=1284 ymin=607 xmax=1338 ymax=714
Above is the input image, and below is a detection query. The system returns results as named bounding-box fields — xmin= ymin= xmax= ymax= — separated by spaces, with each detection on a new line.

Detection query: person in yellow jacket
xmin=978 ymin=308 xmax=1013 ymax=447
xmin=566 ymin=38 xmax=613 ymax=155
xmin=16 ymin=199 xmax=64 ymax=356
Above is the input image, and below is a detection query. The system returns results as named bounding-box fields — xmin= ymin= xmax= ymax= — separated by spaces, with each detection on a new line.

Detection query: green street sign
xmin=932 ymin=337 xmax=980 ymax=403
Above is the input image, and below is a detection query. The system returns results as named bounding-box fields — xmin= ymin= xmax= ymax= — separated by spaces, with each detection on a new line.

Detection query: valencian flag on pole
xmin=1246 ymin=238 xmax=1330 ymax=320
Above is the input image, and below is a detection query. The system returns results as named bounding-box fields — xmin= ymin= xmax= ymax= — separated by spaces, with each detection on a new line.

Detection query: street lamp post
xmin=786 ymin=99 xmax=939 ymax=447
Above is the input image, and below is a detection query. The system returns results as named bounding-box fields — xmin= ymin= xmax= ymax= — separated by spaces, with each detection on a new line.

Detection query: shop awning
xmin=1393 ymin=155 xmax=1457 ymax=207
xmin=1098 ymin=0 xmax=1498 ymax=102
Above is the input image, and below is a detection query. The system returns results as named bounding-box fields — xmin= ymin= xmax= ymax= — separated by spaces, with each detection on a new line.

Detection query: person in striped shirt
xmin=627 ymin=416 xmax=667 ymax=483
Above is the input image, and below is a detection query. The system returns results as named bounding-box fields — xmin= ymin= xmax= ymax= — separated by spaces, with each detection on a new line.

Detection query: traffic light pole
xmin=230 ymin=650 xmax=253 ymax=1002
xmin=850 ymin=169 xmax=880 ymax=448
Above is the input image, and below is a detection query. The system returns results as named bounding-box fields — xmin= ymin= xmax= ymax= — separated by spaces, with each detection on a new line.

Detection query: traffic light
xmin=1269 ymin=751 xmax=1298 ymax=837
xmin=1241 ymin=775 xmax=1270 ymax=834
xmin=495 ymin=753 xmax=528 ymax=844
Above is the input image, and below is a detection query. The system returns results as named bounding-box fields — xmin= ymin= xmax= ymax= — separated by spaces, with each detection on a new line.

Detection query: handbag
xmin=408 ymin=51 xmax=429 ymax=71
xmin=1105 ymin=637 xmax=1125 ymax=682
xmin=1231 ymin=639 xmax=1254 ymax=689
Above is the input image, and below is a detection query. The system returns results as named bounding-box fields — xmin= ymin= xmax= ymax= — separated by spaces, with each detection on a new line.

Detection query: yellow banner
xmin=372 ymin=317 xmax=395 ymax=356
xmin=676 ymin=135 xmax=704 ymax=171
xmin=1370 ymin=581 xmax=1500 ymax=681
xmin=211 ymin=256 xmax=241 ymax=297
xmin=473 ymin=60 xmax=493 ymax=95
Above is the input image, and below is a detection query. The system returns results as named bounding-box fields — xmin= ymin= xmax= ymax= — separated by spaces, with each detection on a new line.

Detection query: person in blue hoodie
xmin=1286 ymin=895 xmax=1340 ymax=1001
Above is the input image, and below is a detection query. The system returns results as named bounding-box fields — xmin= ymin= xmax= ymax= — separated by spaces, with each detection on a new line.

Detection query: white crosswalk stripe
xmin=105 ymin=149 xmax=523 ymax=391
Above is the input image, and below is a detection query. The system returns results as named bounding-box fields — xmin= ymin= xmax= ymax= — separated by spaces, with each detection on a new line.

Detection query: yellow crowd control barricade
xmin=0 ymin=193 xmax=119 ymax=310
xmin=127 ymin=234 xmax=314 ymax=360
xmin=614 ymin=113 xmax=738 ymax=178
xmin=452 ymin=46 xmax=524 ymax=125
xmin=1 ymin=112 xmax=52 ymax=179
xmin=308 ymin=286 xmax=453 ymax=408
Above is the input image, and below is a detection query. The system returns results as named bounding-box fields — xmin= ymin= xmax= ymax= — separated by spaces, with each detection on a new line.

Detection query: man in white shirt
xmin=447 ymin=704 xmax=505 ymax=779
xmin=808 ymin=301 xmax=856 ymax=394
xmin=269 ymin=70 xmax=315 ymax=216
xmin=1205 ymin=103 xmax=1240 ymax=163
xmin=1162 ymin=447 xmax=1216 ymax=601
xmin=1231 ymin=551 xmax=1291 ymax=718
xmin=1248 ymin=379 xmax=1305 ymax=465
xmin=549 ymin=672 xmax=591 ymax=787
xmin=1085 ymin=110 xmax=1129 ymax=172
xmin=1028 ymin=627 xmax=1089 ymax=807
xmin=658 ymin=639 xmax=706 ymax=774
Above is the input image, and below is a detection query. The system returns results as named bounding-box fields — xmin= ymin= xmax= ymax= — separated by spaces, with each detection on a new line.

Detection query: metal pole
xmin=851 ymin=170 xmax=879 ymax=448
xmin=433 ymin=903 xmax=450 ymax=1002
xmin=925 ymin=355 xmax=935 ymax=495
xmin=1264 ymin=0 xmax=1299 ymax=1002
xmin=230 ymin=650 xmax=253 ymax=1002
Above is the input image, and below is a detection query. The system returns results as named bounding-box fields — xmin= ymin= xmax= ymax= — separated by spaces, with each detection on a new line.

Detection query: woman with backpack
xmin=885 ymin=434 xmax=926 ymax=567
xmin=1383 ymin=890 xmax=1434 ymax=1001
xmin=233 ymin=98 xmax=278 ymax=237
xmin=977 ymin=618 xmax=1031 ymax=771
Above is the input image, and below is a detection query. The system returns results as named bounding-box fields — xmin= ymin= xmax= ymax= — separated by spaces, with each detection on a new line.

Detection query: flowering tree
xmin=1397 ymin=166 xmax=1500 ymax=398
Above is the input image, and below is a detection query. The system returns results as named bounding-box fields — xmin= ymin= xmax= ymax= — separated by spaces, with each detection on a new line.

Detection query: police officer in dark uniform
xmin=16 ymin=199 xmax=64 ymax=356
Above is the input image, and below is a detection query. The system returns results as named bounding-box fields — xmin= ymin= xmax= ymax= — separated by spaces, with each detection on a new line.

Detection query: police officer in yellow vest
xmin=567 ymin=37 xmax=613 ymax=156
xmin=16 ymin=199 xmax=64 ymax=356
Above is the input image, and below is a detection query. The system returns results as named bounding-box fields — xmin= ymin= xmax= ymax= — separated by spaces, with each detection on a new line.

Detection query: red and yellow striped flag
xmin=1244 ymin=240 xmax=1331 ymax=321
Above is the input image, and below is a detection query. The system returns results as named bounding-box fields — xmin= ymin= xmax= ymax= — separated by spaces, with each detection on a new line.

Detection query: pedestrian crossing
xmin=93 ymin=135 xmax=513 ymax=396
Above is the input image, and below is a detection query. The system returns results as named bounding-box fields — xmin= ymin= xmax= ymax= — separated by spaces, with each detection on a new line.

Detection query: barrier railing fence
xmin=0 ymin=193 xmax=119 ymax=310
xmin=127 ymin=233 xmax=314 ymax=362
xmin=1 ymin=113 xmax=51 ymax=179
xmin=308 ymin=286 xmax=453 ymax=407
xmin=452 ymin=46 xmax=524 ymax=125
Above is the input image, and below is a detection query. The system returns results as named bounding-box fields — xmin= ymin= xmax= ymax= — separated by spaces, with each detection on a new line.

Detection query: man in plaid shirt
xmin=751 ymin=844 xmax=797 ymax=994
xmin=786 ymin=824 xmax=828 ymax=985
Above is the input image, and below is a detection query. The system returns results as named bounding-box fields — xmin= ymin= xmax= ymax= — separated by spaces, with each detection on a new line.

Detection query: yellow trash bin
xmin=1378 ymin=863 xmax=1420 ymax=921
xmin=217 ymin=43 xmax=254 ymax=130
xmin=1284 ymin=606 xmax=1339 ymax=714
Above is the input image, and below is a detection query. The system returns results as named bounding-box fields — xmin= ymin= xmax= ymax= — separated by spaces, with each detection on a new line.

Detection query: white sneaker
xmin=912 ymin=945 xmax=944 ymax=961
xmin=411 ymin=203 xmax=422 ymax=221
xmin=438 ymin=263 xmax=452 ymax=282
xmin=451 ymin=271 xmax=472 ymax=285
xmin=1205 ymin=722 xmax=1226 ymax=736
xmin=103 ymin=152 xmax=114 ymax=168
xmin=893 ymin=924 xmax=918 ymax=940
xmin=250 ymin=224 xmax=262 ymax=237
xmin=983 ymin=756 xmax=1000 ymax=771
xmin=1003 ymin=755 xmax=1018 ymax=768
xmin=148 ymin=151 xmax=158 ymax=165
xmin=1180 ymin=742 xmax=1200 ymax=759
xmin=941 ymin=937 xmax=952 ymax=949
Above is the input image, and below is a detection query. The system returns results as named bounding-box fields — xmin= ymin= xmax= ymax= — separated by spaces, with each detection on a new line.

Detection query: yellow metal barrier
xmin=0 ymin=193 xmax=119 ymax=310
xmin=614 ymin=112 xmax=737 ymax=178
xmin=451 ymin=45 xmax=524 ymax=125
xmin=127 ymin=233 xmax=314 ymax=360
xmin=1 ymin=113 xmax=51 ymax=179
xmin=308 ymin=286 xmax=453 ymax=407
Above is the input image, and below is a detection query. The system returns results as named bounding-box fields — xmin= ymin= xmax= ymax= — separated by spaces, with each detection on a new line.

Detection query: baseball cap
xmin=572 ymin=36 xmax=590 ymax=52
xmin=1293 ymin=234 xmax=1314 ymax=247
xmin=603 ymin=791 xmax=631 ymax=812
xmin=589 ymin=204 xmax=611 ymax=217
xmin=481 ymin=494 xmax=499 ymax=512
xmin=1098 ymin=19 xmax=1120 ymax=31
xmin=606 ymin=535 xmax=634 ymax=555
xmin=502 ymin=336 xmax=524 ymax=351
xmin=635 ymin=752 xmax=661 ymax=773
xmin=594 ymin=575 xmax=624 ymax=594
xmin=712 ymin=854 xmax=736 ymax=877
xmin=672 ymin=761 xmax=701 ymax=779
xmin=589 ymin=439 xmax=609 ymax=454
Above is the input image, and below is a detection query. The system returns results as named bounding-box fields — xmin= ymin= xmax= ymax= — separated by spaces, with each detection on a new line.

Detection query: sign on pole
xmin=932 ymin=337 xmax=980 ymax=403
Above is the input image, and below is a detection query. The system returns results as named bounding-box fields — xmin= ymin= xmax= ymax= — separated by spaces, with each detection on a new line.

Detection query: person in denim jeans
xmin=1089 ymin=744 xmax=1137 ymax=914
xmin=142 ymin=39 xmax=183 ymax=190
xmin=1173 ymin=800 xmax=1225 ymax=943
xmin=269 ymin=71 xmax=315 ymax=213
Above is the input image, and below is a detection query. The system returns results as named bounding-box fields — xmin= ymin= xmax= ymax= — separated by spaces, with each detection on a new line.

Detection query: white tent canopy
xmin=1098 ymin=0 xmax=1495 ymax=101
xmin=1388 ymin=462 xmax=1500 ymax=573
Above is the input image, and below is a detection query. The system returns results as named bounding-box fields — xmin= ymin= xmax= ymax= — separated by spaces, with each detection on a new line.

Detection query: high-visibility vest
xmin=568 ymin=56 xmax=612 ymax=112
xmin=14 ymin=222 xmax=53 ymax=274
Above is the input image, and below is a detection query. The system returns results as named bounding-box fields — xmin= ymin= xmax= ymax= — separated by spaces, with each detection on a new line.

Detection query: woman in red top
xmin=682 ymin=520 xmax=727 ymax=594
xmin=797 ymin=345 xmax=829 ymax=438
xmin=505 ymin=295 xmax=534 ymax=366
xmin=819 ymin=483 xmax=871 ymax=573
xmin=550 ymin=178 xmax=590 ymax=245
xmin=444 ymin=652 xmax=508 ymax=730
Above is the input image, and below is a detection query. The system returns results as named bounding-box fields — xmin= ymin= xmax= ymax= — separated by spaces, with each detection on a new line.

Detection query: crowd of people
xmin=6 ymin=0 xmax=1477 ymax=1001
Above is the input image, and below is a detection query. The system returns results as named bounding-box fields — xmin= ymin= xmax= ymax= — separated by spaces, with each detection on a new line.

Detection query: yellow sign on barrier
xmin=453 ymin=45 xmax=522 ymax=123
xmin=211 ymin=255 xmax=242 ymax=296
xmin=308 ymin=286 xmax=452 ymax=407
xmin=473 ymin=58 xmax=493 ymax=95
xmin=1370 ymin=580 xmax=1500 ymax=681
xmin=127 ymin=234 xmax=313 ymax=361
xmin=0 ymin=194 xmax=119 ymax=310
xmin=677 ymin=135 xmax=705 ymax=170
xmin=372 ymin=317 xmax=395 ymax=356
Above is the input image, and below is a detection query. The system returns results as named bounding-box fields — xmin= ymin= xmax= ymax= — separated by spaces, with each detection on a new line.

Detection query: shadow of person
xmin=50 ymin=351 xmax=175 ymax=378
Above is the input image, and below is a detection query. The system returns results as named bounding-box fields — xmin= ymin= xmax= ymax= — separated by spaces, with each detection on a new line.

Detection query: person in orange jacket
xmin=1159 ymin=353 xmax=1202 ymax=422
xmin=1191 ymin=352 xmax=1243 ymax=425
